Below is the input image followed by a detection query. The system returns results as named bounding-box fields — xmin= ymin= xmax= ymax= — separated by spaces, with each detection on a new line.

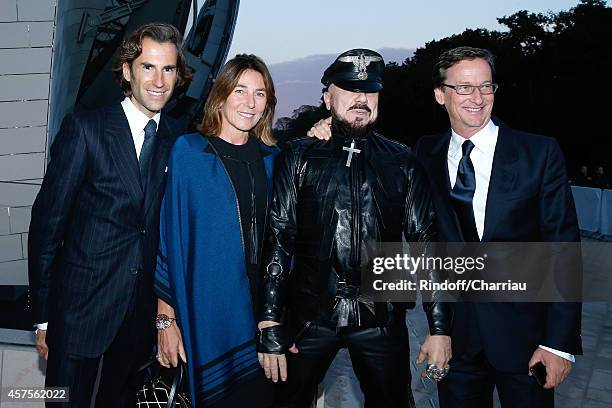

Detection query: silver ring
xmin=425 ymin=364 xmax=450 ymax=381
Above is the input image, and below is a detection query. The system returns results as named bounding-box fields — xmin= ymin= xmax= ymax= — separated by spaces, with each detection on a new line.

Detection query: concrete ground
xmin=323 ymin=236 xmax=612 ymax=407
xmin=323 ymin=302 xmax=612 ymax=408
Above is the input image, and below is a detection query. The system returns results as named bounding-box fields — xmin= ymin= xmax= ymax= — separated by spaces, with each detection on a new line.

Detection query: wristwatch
xmin=155 ymin=314 xmax=176 ymax=330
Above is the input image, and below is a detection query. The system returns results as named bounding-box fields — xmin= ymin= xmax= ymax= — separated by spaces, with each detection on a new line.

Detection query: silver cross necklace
xmin=342 ymin=139 xmax=361 ymax=167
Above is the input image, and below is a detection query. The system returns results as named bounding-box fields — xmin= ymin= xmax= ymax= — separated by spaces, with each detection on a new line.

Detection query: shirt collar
xmin=121 ymin=97 xmax=161 ymax=137
xmin=449 ymin=119 xmax=498 ymax=159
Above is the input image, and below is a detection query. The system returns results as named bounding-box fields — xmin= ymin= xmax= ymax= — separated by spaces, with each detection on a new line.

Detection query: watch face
xmin=155 ymin=314 xmax=173 ymax=330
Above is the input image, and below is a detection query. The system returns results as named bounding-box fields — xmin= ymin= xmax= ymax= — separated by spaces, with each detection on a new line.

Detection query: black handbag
xmin=135 ymin=359 xmax=192 ymax=408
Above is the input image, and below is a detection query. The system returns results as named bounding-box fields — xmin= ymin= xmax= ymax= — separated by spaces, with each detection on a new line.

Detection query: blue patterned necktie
xmin=450 ymin=139 xmax=479 ymax=242
xmin=139 ymin=119 xmax=157 ymax=192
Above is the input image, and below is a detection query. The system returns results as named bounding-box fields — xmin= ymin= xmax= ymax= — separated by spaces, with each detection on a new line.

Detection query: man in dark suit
xmin=414 ymin=46 xmax=582 ymax=407
xmin=28 ymin=23 xmax=190 ymax=407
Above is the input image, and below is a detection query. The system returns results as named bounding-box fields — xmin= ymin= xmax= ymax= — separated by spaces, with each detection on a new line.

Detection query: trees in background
xmin=275 ymin=0 xmax=612 ymax=171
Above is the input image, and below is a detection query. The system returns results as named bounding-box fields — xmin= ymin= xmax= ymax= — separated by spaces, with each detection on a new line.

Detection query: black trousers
xmin=45 ymin=302 xmax=151 ymax=407
xmin=437 ymin=350 xmax=554 ymax=408
xmin=275 ymin=322 xmax=415 ymax=408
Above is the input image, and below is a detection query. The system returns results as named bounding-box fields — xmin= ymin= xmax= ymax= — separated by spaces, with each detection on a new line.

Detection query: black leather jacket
xmin=259 ymin=130 xmax=451 ymax=336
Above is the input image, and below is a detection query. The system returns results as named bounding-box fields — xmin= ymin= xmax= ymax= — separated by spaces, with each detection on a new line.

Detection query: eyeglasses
xmin=441 ymin=83 xmax=499 ymax=95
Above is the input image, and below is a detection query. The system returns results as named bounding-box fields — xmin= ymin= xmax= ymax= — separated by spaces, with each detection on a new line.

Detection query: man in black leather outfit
xmin=256 ymin=49 xmax=453 ymax=408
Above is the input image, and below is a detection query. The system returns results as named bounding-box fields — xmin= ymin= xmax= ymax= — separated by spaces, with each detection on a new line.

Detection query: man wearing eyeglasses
xmin=414 ymin=46 xmax=581 ymax=407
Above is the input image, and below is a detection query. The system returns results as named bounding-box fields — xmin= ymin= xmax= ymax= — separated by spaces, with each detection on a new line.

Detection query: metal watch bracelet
xmin=155 ymin=313 xmax=176 ymax=330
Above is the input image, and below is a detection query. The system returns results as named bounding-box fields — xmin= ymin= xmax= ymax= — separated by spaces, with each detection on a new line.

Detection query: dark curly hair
xmin=112 ymin=23 xmax=192 ymax=96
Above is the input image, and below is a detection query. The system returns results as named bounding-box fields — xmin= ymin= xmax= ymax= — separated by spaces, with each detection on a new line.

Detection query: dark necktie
xmin=450 ymin=139 xmax=479 ymax=242
xmin=139 ymin=119 xmax=157 ymax=192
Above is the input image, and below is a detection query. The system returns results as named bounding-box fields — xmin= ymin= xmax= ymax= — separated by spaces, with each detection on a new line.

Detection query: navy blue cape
xmin=155 ymin=133 xmax=278 ymax=405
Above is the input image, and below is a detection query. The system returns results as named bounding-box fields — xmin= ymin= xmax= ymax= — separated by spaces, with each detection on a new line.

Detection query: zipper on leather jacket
xmin=350 ymin=138 xmax=361 ymax=277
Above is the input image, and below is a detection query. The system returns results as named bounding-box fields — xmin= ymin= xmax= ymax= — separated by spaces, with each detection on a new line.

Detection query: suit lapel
xmin=428 ymin=131 xmax=465 ymax=241
xmin=106 ymin=104 xmax=144 ymax=210
xmin=481 ymin=121 xmax=518 ymax=241
xmin=429 ymin=132 xmax=453 ymax=204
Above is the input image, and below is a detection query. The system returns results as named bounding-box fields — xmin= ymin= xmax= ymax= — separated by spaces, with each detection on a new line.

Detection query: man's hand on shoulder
xmin=529 ymin=347 xmax=572 ymax=388
xmin=307 ymin=117 xmax=332 ymax=140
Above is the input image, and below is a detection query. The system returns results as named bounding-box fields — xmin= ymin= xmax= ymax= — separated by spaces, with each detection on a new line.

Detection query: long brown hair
xmin=197 ymin=54 xmax=276 ymax=146
xmin=112 ymin=23 xmax=192 ymax=96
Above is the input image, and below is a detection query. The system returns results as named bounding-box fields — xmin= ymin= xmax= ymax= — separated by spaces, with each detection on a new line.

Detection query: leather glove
xmin=257 ymin=325 xmax=291 ymax=354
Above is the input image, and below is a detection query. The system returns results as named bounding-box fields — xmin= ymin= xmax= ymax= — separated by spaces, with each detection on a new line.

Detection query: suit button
xmin=139 ymin=229 xmax=146 ymax=235
xmin=130 ymin=268 xmax=139 ymax=275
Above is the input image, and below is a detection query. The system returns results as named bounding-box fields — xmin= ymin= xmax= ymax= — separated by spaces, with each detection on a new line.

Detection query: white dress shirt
xmin=121 ymin=96 xmax=160 ymax=160
xmin=447 ymin=120 xmax=498 ymax=240
xmin=36 ymin=98 xmax=160 ymax=332
xmin=446 ymin=119 xmax=575 ymax=363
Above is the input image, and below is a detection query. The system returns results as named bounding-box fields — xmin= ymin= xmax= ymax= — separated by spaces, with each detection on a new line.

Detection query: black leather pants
xmin=275 ymin=322 xmax=415 ymax=408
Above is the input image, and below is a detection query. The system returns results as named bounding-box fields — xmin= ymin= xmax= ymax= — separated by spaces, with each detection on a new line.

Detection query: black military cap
xmin=321 ymin=48 xmax=385 ymax=93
